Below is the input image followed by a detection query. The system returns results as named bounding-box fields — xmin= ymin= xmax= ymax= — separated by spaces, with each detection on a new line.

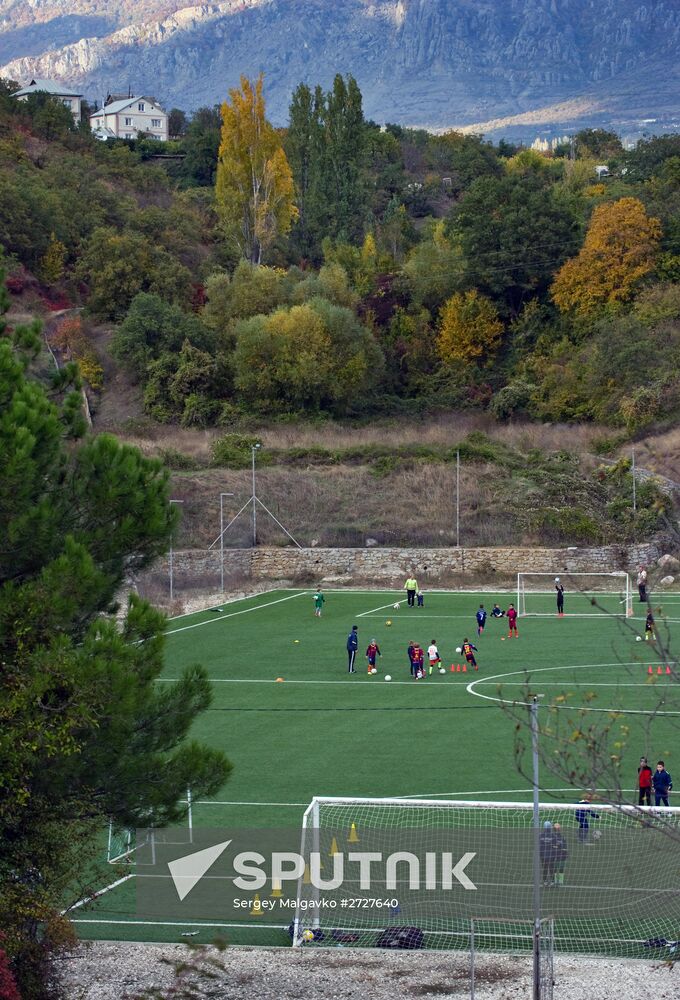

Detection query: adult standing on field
xmin=555 ymin=578 xmax=565 ymax=616
xmin=637 ymin=566 xmax=648 ymax=603
xmin=347 ymin=625 xmax=359 ymax=674
xmin=404 ymin=574 xmax=418 ymax=608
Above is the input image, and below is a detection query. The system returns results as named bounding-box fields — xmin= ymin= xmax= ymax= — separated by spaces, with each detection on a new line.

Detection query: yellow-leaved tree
xmin=551 ymin=197 xmax=662 ymax=319
xmin=437 ymin=290 xmax=503 ymax=367
xmin=216 ymin=75 xmax=297 ymax=264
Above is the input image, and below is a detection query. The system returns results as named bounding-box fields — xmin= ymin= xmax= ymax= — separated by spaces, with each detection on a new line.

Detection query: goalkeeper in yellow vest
xmin=404 ymin=574 xmax=418 ymax=607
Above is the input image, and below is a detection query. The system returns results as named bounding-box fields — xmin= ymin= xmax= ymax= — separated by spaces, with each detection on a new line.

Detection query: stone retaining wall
xmin=154 ymin=540 xmax=666 ymax=586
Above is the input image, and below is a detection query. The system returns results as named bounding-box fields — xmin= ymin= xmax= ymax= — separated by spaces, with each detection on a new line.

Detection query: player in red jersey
xmin=506 ymin=603 xmax=518 ymax=638
xmin=461 ymin=638 xmax=478 ymax=670
xmin=366 ymin=639 xmax=381 ymax=674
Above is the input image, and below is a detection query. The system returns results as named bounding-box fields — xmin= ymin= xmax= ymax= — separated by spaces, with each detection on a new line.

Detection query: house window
xmin=62 ymin=99 xmax=72 ymax=108
xmin=124 ymin=117 xmax=133 ymax=126
xmin=151 ymin=118 xmax=161 ymax=127
xmin=137 ymin=102 xmax=145 ymax=111
xmin=124 ymin=133 xmax=132 ymax=140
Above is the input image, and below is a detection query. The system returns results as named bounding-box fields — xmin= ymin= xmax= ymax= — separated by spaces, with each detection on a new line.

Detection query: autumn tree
xmin=438 ymin=289 xmax=504 ymax=368
xmin=216 ymin=75 xmax=297 ymax=264
xmin=551 ymin=197 xmax=662 ymax=319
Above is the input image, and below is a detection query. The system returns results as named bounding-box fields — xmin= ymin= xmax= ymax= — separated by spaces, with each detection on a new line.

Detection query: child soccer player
xmin=427 ymin=639 xmax=441 ymax=675
xmin=506 ymin=603 xmax=518 ymax=638
xmin=476 ymin=604 xmax=487 ymax=636
xmin=313 ymin=589 xmax=325 ymax=617
xmin=491 ymin=604 xmax=505 ymax=619
xmin=407 ymin=640 xmax=416 ymax=677
xmin=417 ymin=590 xmax=424 ymax=607
xmin=555 ymin=578 xmax=564 ymax=616
xmin=412 ymin=643 xmax=425 ymax=680
xmin=366 ymin=639 xmax=381 ymax=674
xmin=645 ymin=611 xmax=655 ymax=641
xmin=461 ymin=638 xmax=478 ymax=671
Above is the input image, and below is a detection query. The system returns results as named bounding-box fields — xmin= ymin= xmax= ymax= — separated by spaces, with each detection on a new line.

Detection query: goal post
xmin=293 ymin=797 xmax=680 ymax=960
xmin=517 ymin=572 xmax=633 ymax=618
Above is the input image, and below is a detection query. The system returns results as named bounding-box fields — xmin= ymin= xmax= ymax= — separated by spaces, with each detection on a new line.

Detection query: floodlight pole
xmin=632 ymin=447 xmax=637 ymax=515
xmin=456 ymin=449 xmax=460 ymax=547
xmin=251 ymin=444 xmax=261 ymax=547
xmin=531 ymin=696 xmax=542 ymax=1000
xmin=168 ymin=499 xmax=184 ymax=601
xmin=219 ymin=492 xmax=234 ymax=593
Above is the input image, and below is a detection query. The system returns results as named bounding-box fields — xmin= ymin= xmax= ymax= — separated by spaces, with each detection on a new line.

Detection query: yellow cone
xmin=303 ymin=864 xmax=311 ymax=885
xmin=270 ymin=884 xmax=283 ymax=898
xmin=348 ymin=822 xmax=359 ymax=843
xmin=250 ymin=893 xmax=264 ymax=916
xmin=329 ymin=836 xmax=340 ymax=856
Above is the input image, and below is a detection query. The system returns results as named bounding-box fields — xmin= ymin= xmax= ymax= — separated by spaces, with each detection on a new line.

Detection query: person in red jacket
xmin=506 ymin=603 xmax=518 ymax=638
xmin=638 ymin=756 xmax=653 ymax=805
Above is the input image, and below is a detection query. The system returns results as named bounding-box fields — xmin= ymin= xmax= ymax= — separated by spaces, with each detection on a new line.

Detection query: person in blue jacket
xmin=575 ymin=794 xmax=599 ymax=844
xmin=653 ymin=761 xmax=673 ymax=806
xmin=347 ymin=625 xmax=359 ymax=674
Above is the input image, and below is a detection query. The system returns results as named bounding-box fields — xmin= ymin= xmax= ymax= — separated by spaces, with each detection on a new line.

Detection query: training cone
xmin=270 ymin=885 xmax=283 ymax=898
xmin=648 ymin=666 xmax=654 ymax=674
xmin=276 ymin=677 xmax=285 ymax=682
xmin=348 ymin=823 xmax=359 ymax=844
xmin=667 ymin=666 xmax=672 ymax=675
xmin=450 ymin=664 xmax=456 ymax=672
xmin=329 ymin=837 xmax=340 ymax=857
xmin=657 ymin=666 xmax=663 ymax=675
xmin=250 ymin=893 xmax=264 ymax=916
xmin=462 ymin=664 xmax=467 ymax=673
xmin=303 ymin=864 xmax=311 ymax=885
xmin=456 ymin=664 xmax=461 ymax=673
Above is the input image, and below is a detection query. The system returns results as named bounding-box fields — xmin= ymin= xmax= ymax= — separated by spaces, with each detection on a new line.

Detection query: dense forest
xmin=0 ymin=75 xmax=679 ymax=435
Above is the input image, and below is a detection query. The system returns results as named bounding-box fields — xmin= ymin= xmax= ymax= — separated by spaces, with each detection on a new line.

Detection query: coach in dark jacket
xmin=347 ymin=625 xmax=359 ymax=674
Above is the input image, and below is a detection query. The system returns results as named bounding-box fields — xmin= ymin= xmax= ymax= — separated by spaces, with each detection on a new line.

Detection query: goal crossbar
xmin=517 ymin=571 xmax=633 ymax=617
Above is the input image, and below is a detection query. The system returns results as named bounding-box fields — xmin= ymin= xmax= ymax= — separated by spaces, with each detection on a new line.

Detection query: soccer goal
xmin=293 ymin=797 xmax=680 ymax=960
xmin=106 ymin=788 xmax=194 ymax=864
xmin=517 ymin=572 xmax=633 ymax=618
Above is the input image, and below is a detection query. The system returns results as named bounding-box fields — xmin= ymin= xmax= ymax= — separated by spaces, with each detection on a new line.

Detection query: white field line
xmin=166 ymin=591 xmax=309 ymax=636
xmin=357 ymin=600 xmax=404 ymax=618
xmin=186 ymin=787 xmax=633 ymax=807
xmin=468 ymin=662 xmax=680 ymax=715
xmin=167 ymin=587 xmax=285 ymax=621
xmin=71 ymin=918 xmax=284 ymax=929
xmin=64 ymin=873 xmax=134 ymax=914
xmin=156 ymin=678 xmax=464 ymax=685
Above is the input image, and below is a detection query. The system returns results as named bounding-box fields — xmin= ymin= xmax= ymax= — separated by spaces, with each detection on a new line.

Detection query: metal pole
xmin=251 ymin=444 xmax=260 ymax=547
xmin=456 ymin=449 xmax=460 ymax=548
xmin=169 ymin=499 xmax=184 ymax=601
xmin=470 ymin=918 xmax=475 ymax=1000
xmin=632 ymin=447 xmax=637 ymax=514
xmin=219 ymin=493 xmax=234 ymax=593
xmin=531 ymin=697 xmax=541 ymax=1000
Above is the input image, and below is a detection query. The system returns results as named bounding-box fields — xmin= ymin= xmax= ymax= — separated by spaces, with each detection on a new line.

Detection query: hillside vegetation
xmin=0 ymin=76 xmax=679 ymax=548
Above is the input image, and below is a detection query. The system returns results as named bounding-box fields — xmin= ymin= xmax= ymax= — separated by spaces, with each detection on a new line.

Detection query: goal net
xmin=517 ymin=572 xmax=633 ymax=618
xmin=293 ymin=797 xmax=680 ymax=959
xmin=106 ymin=789 xmax=194 ymax=865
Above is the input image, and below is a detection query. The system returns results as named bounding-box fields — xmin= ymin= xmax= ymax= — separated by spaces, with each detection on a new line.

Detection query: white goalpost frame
xmin=516 ymin=571 xmax=633 ymax=618
xmin=293 ymin=795 xmax=680 ymax=955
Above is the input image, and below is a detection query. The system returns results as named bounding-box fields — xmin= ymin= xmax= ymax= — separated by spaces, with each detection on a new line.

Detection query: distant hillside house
xmin=90 ymin=96 xmax=168 ymax=141
xmin=12 ymin=78 xmax=83 ymax=122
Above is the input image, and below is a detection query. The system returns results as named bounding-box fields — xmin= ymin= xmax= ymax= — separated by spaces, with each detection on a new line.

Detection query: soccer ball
xmin=455 ymin=646 xmax=462 ymax=654
xmin=439 ymin=667 xmax=446 ymax=674
xmin=302 ymin=929 xmax=314 ymax=942
xmin=371 ymin=667 xmax=377 ymax=674
xmin=393 ymin=603 xmax=400 ymax=610
xmin=386 ymin=619 xmax=392 ymax=626
xmin=636 ymin=635 xmax=642 ymax=642
xmin=592 ymin=830 xmax=602 ymax=841
xmin=384 ymin=674 xmax=392 ymax=681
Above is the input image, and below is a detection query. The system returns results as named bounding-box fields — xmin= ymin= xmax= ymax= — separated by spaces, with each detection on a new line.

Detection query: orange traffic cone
xmin=462 ymin=664 xmax=467 ymax=673
xmin=450 ymin=664 xmax=456 ymax=672
xmin=666 ymin=666 xmax=672 ymax=675
xmin=648 ymin=666 xmax=654 ymax=674
xmin=456 ymin=664 xmax=461 ymax=672
xmin=657 ymin=666 xmax=663 ymax=675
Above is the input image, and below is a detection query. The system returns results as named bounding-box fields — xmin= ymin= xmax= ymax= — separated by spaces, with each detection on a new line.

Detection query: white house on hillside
xmin=12 ymin=78 xmax=83 ymax=122
xmin=90 ymin=95 xmax=169 ymax=141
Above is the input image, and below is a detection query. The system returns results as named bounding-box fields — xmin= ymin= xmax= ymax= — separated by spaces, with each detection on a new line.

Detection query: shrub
xmin=211 ymin=433 xmax=263 ymax=468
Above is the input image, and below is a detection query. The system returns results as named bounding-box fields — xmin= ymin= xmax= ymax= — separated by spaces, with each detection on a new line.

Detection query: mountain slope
xmin=1 ymin=0 xmax=679 ymax=129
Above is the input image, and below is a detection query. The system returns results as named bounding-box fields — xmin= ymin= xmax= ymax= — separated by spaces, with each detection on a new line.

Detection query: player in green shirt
xmin=313 ymin=589 xmax=325 ymax=617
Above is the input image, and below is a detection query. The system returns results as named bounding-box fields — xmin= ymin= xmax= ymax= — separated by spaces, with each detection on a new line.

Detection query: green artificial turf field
xmin=72 ymin=587 xmax=680 ymax=953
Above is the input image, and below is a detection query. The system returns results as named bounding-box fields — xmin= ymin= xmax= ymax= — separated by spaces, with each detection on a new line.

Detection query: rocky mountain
xmin=1 ymin=0 xmax=679 ymax=133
